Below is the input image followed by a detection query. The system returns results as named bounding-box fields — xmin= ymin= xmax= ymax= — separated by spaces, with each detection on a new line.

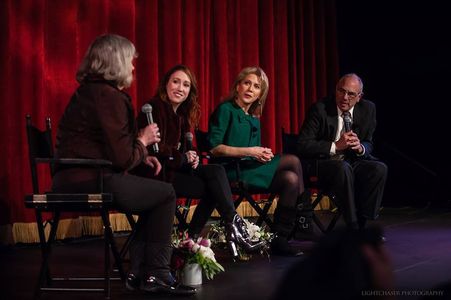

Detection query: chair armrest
xmin=210 ymin=156 xmax=249 ymax=183
xmin=36 ymin=158 xmax=113 ymax=167
xmin=25 ymin=193 xmax=114 ymax=211
xmin=198 ymin=152 xmax=211 ymax=161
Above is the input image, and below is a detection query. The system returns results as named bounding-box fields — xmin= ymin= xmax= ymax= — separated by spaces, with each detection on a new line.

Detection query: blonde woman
xmin=208 ymin=67 xmax=309 ymax=256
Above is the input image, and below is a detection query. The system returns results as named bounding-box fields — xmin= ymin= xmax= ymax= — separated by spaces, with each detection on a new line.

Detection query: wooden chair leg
xmin=175 ymin=210 xmax=189 ymax=231
xmin=34 ymin=211 xmax=60 ymax=299
xmin=310 ymin=192 xmax=342 ymax=234
xmin=35 ymin=210 xmax=51 ymax=286
xmin=119 ymin=213 xmax=136 ymax=261
xmin=244 ymin=193 xmax=274 ymax=230
xmin=256 ymin=193 xmax=276 ymax=228
xmin=101 ymin=210 xmax=125 ymax=281
xmin=181 ymin=198 xmax=192 ymax=221
xmin=326 ymin=195 xmax=341 ymax=232
xmin=233 ymin=194 xmax=245 ymax=209
xmin=104 ymin=225 xmax=111 ymax=300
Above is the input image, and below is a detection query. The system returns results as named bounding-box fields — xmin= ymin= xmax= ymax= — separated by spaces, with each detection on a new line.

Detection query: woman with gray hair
xmin=52 ymin=34 xmax=195 ymax=295
xmin=208 ymin=66 xmax=308 ymax=256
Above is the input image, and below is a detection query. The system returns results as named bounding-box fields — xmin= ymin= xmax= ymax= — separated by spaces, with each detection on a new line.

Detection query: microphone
xmin=343 ymin=111 xmax=352 ymax=133
xmin=141 ymin=104 xmax=159 ymax=153
xmin=185 ymin=132 xmax=196 ymax=170
xmin=185 ymin=132 xmax=194 ymax=151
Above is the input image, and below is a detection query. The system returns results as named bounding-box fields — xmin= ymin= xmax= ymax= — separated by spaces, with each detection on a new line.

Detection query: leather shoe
xmin=270 ymin=236 xmax=303 ymax=257
xmin=141 ymin=276 xmax=196 ymax=296
xmin=125 ymin=273 xmax=140 ymax=291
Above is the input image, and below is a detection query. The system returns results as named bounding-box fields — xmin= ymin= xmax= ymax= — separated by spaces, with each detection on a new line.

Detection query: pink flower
xmin=171 ymin=231 xmax=225 ymax=279
xmin=198 ymin=238 xmax=211 ymax=248
xmin=180 ymin=238 xmax=195 ymax=250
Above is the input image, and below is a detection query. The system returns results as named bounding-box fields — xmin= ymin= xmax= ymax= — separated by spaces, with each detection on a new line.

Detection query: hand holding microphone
xmin=141 ymin=104 xmax=159 ymax=153
xmin=343 ymin=111 xmax=352 ymax=133
xmin=138 ymin=123 xmax=160 ymax=147
xmin=185 ymin=132 xmax=199 ymax=169
xmin=337 ymin=111 xmax=362 ymax=152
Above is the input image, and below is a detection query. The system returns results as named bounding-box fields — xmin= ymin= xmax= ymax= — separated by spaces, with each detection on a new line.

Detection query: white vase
xmin=182 ymin=263 xmax=202 ymax=286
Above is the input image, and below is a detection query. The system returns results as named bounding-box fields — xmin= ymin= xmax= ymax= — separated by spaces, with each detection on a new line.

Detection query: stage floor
xmin=1 ymin=206 xmax=451 ymax=299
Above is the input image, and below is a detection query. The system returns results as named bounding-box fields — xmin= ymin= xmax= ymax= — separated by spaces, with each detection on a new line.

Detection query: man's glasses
xmin=336 ymin=87 xmax=361 ymax=99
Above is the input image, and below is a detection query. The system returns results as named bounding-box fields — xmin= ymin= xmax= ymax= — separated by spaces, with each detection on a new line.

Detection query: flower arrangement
xmin=172 ymin=230 xmax=225 ymax=280
xmin=208 ymin=219 xmax=274 ymax=261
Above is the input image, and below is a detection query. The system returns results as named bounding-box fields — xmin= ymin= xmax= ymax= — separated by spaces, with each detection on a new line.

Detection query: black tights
xmin=269 ymin=154 xmax=304 ymax=208
xmin=172 ymin=164 xmax=237 ymax=236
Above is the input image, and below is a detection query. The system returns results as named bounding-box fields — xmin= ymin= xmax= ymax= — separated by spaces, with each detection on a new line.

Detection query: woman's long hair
xmin=224 ymin=66 xmax=269 ymax=117
xmin=76 ymin=34 xmax=137 ymax=89
xmin=156 ymin=64 xmax=201 ymax=128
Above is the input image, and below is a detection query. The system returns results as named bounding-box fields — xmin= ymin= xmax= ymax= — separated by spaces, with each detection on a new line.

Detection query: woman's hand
xmin=137 ymin=123 xmax=161 ymax=147
xmin=250 ymin=146 xmax=274 ymax=163
xmin=185 ymin=150 xmax=199 ymax=169
xmin=144 ymin=155 xmax=162 ymax=176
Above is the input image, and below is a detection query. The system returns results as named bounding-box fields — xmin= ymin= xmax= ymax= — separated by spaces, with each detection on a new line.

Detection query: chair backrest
xmin=25 ymin=115 xmax=114 ymax=195
xmin=281 ymin=127 xmax=299 ymax=155
xmin=280 ymin=127 xmax=320 ymax=185
xmin=26 ymin=114 xmax=54 ymax=193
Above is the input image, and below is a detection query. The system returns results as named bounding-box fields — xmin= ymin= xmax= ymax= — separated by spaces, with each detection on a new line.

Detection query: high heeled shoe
xmin=225 ymin=214 xmax=266 ymax=257
xmin=125 ymin=272 xmax=140 ymax=291
xmin=140 ymin=275 xmax=196 ymax=295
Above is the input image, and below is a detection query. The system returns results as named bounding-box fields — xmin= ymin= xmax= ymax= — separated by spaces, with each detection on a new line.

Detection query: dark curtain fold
xmin=0 ymin=0 xmax=338 ymax=225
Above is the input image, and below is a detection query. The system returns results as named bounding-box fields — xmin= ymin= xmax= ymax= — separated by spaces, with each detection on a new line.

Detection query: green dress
xmin=208 ymin=101 xmax=280 ymax=190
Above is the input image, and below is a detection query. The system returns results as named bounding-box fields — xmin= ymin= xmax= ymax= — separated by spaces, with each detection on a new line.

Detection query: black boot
xmin=271 ymin=206 xmax=303 ymax=256
xmin=295 ymin=191 xmax=314 ymax=235
xmin=225 ymin=214 xmax=266 ymax=257
xmin=125 ymin=273 xmax=141 ymax=291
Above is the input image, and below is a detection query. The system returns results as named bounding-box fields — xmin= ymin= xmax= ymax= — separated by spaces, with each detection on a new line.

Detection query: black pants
xmin=172 ymin=164 xmax=236 ymax=235
xmin=52 ymin=169 xmax=176 ymax=279
xmin=317 ymin=159 xmax=387 ymax=227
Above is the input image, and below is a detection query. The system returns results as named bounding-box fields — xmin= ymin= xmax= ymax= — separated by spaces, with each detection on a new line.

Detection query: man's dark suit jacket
xmin=297 ymin=96 xmax=377 ymax=161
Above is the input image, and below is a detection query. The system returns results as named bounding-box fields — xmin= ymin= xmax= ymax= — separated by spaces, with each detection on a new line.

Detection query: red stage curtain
xmin=0 ymin=0 xmax=338 ymax=227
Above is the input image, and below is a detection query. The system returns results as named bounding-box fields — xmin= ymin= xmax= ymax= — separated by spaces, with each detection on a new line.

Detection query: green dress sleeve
xmin=208 ymin=102 xmax=232 ymax=149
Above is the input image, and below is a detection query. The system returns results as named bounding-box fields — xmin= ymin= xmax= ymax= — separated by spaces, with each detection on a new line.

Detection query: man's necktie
xmin=342 ymin=111 xmax=352 ymax=133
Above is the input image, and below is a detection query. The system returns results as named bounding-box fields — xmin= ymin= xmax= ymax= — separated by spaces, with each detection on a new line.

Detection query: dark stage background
xmin=336 ymin=1 xmax=450 ymax=208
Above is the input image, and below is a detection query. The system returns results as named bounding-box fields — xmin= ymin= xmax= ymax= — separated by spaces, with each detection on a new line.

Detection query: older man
xmin=297 ymin=73 xmax=387 ymax=229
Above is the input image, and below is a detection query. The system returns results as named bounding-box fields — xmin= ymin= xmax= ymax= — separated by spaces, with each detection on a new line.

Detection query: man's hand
xmin=336 ymin=131 xmax=363 ymax=153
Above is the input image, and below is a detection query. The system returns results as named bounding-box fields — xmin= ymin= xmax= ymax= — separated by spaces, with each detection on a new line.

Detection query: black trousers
xmin=316 ymin=159 xmax=387 ymax=227
xmin=52 ymin=170 xmax=176 ymax=279
xmin=172 ymin=164 xmax=236 ymax=235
